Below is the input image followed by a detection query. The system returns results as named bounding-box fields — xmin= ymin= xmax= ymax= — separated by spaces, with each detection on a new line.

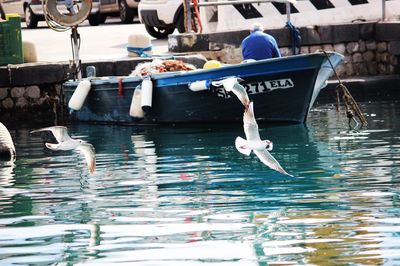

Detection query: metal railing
xmin=191 ymin=0 xmax=387 ymax=21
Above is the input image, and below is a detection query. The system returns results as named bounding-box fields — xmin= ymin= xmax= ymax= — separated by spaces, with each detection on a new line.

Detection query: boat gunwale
xmin=63 ymin=52 xmax=343 ymax=91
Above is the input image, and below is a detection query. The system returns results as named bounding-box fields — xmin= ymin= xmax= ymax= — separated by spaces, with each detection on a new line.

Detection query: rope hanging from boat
xmin=323 ymin=51 xmax=368 ymax=128
xmin=286 ymin=21 xmax=301 ymax=55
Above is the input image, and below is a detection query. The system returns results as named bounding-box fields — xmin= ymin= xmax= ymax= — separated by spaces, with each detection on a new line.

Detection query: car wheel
xmin=100 ymin=14 xmax=107 ymax=24
xmin=88 ymin=12 xmax=101 ymax=26
xmin=176 ymin=11 xmax=185 ymax=33
xmin=25 ymin=5 xmax=39 ymax=29
xmin=144 ymin=24 xmax=175 ymax=39
xmin=119 ymin=0 xmax=135 ymax=24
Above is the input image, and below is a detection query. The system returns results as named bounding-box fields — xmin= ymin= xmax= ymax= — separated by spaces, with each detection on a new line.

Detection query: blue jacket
xmin=241 ymin=30 xmax=281 ymax=60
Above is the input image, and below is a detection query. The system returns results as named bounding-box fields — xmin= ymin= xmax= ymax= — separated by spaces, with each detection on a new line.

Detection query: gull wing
xmin=243 ymin=102 xmax=261 ymax=141
xmin=253 ymin=149 xmax=293 ymax=177
xmin=235 ymin=136 xmax=252 ymax=156
xmin=213 ymin=77 xmax=250 ymax=107
xmin=77 ymin=142 xmax=96 ymax=175
xmin=31 ymin=126 xmax=72 ymax=143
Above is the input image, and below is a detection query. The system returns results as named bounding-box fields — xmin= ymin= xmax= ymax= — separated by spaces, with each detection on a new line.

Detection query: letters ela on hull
xmin=214 ymin=78 xmax=294 ymax=99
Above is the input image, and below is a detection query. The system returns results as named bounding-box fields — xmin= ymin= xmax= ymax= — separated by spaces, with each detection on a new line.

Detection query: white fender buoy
xmin=68 ymin=79 xmax=91 ymax=111
xmin=129 ymin=86 xmax=145 ymax=118
xmin=0 ymin=122 xmax=16 ymax=161
xmin=141 ymin=79 xmax=153 ymax=112
xmin=189 ymin=80 xmax=210 ymax=92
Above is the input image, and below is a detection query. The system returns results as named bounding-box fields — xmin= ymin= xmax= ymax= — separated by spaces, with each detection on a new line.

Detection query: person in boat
xmin=241 ymin=22 xmax=281 ymax=61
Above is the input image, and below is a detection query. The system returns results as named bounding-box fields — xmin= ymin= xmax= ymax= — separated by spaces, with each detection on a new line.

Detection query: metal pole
xmin=71 ymin=27 xmax=82 ymax=80
xmin=382 ymin=0 xmax=386 ymax=21
xmin=286 ymin=1 xmax=291 ymax=24
xmin=185 ymin=0 xmax=192 ymax=32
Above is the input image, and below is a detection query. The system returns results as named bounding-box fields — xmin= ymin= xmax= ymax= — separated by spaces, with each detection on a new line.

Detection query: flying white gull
xmin=235 ymin=102 xmax=292 ymax=176
xmin=31 ymin=126 xmax=96 ymax=174
xmin=212 ymin=77 xmax=250 ymax=108
xmin=0 ymin=122 xmax=16 ymax=161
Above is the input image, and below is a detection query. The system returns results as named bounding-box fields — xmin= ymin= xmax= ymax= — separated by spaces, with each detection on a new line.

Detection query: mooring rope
xmin=323 ymin=51 xmax=368 ymax=128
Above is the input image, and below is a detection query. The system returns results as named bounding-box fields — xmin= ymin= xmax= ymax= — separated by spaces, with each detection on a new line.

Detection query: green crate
xmin=0 ymin=14 xmax=23 ymax=65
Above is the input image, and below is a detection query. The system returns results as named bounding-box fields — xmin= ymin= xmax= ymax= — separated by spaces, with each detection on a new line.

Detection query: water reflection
xmin=0 ymin=101 xmax=399 ymax=265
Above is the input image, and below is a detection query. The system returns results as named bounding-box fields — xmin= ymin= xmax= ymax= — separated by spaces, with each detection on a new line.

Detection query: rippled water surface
xmin=1 ymin=100 xmax=400 ymax=265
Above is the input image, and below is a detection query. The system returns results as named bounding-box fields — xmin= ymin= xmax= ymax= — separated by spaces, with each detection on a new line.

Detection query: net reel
xmin=43 ymin=0 xmax=92 ymax=79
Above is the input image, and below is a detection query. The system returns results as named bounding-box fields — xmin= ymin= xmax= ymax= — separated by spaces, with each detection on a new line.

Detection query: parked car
xmin=88 ymin=0 xmax=140 ymax=26
xmin=138 ymin=0 xmax=184 ymax=39
xmin=0 ymin=0 xmax=139 ymax=28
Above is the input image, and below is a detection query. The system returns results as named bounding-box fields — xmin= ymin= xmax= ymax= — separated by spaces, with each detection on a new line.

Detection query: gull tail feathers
xmin=213 ymin=77 xmax=250 ymax=108
xmin=235 ymin=137 xmax=252 ymax=156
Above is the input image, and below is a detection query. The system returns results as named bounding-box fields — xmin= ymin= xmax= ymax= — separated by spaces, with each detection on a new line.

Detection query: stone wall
xmin=0 ymin=84 xmax=63 ymax=127
xmin=281 ymin=41 xmax=399 ymax=77
xmin=169 ymin=21 xmax=400 ymax=77
xmin=189 ymin=42 xmax=399 ymax=77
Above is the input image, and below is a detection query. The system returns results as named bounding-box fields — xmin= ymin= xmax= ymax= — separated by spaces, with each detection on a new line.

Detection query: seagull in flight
xmin=0 ymin=122 xmax=16 ymax=161
xmin=31 ymin=126 xmax=96 ymax=174
xmin=235 ymin=102 xmax=292 ymax=176
xmin=212 ymin=77 xmax=250 ymax=108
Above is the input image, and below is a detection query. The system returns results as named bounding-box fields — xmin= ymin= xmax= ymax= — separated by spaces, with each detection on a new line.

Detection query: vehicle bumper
xmin=30 ymin=4 xmax=45 ymax=15
xmin=126 ymin=0 xmax=140 ymax=9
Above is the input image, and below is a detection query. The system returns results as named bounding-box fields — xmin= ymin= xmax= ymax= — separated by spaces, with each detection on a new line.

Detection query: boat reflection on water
xmin=1 ymin=102 xmax=399 ymax=265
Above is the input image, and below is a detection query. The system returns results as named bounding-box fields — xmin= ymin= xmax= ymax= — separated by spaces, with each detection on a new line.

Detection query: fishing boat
xmin=62 ymin=52 xmax=343 ymax=125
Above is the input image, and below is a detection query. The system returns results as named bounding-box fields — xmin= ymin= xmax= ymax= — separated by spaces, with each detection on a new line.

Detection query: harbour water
xmin=0 ymin=100 xmax=399 ymax=265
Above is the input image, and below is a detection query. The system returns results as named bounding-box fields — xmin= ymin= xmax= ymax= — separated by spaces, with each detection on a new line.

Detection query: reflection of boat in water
xmin=63 ymin=52 xmax=343 ymax=125
xmin=74 ymin=123 xmax=328 ymax=179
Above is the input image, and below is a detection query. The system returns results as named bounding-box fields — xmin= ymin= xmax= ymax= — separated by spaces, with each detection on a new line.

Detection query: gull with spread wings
xmin=235 ymin=102 xmax=292 ymax=176
xmin=31 ymin=126 xmax=96 ymax=174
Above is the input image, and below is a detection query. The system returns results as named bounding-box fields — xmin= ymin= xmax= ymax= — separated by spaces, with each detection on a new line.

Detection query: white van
xmin=138 ymin=0 xmax=185 ymax=39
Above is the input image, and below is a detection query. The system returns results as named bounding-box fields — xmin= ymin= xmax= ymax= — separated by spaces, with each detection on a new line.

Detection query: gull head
xmin=264 ymin=140 xmax=273 ymax=151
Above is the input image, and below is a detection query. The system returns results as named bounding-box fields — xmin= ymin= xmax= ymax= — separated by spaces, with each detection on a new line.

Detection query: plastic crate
xmin=0 ymin=14 xmax=23 ymax=65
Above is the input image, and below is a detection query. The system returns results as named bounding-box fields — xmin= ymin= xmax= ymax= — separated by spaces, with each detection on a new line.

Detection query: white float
xmin=68 ymin=79 xmax=91 ymax=111
xmin=141 ymin=78 xmax=153 ymax=112
xmin=189 ymin=80 xmax=211 ymax=92
xmin=129 ymin=86 xmax=145 ymax=118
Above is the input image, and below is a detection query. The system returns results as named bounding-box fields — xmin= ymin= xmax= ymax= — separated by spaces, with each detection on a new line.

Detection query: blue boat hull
xmin=63 ymin=52 xmax=343 ymax=124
